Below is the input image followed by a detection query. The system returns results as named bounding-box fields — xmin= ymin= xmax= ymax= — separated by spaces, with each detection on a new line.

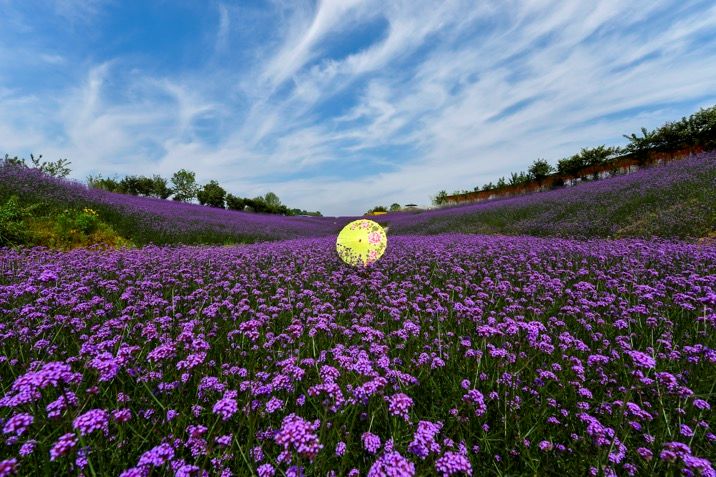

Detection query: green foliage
xmin=243 ymin=196 xmax=266 ymax=213
xmin=508 ymin=171 xmax=531 ymax=186
xmin=170 ymin=169 xmax=198 ymax=202
xmin=87 ymin=170 xmax=320 ymax=217
xmin=623 ymin=105 xmax=716 ymax=154
xmin=528 ymin=158 xmax=554 ymax=183
xmin=242 ymin=192 xmax=292 ymax=214
xmin=120 ymin=175 xmax=153 ymax=196
xmin=89 ymin=174 xmax=178 ymax=199
xmin=3 ymin=154 xmax=26 ymax=167
xmin=29 ymin=207 xmax=129 ymax=250
xmin=263 ymin=192 xmax=282 ymax=209
xmin=56 ymin=208 xmax=100 ymax=235
xmin=433 ymin=190 xmax=448 ymax=205
xmin=149 ymin=175 xmax=172 ymax=199
xmin=442 ymin=104 xmax=716 ymax=202
xmin=151 ymin=175 xmax=172 ymax=199
xmin=225 ymin=193 xmax=245 ymax=211
xmin=389 ymin=203 xmax=401 ymax=211
xmin=368 ymin=205 xmax=388 ymax=213
xmin=227 ymin=192 xmax=320 ymax=216
xmin=622 ymin=127 xmax=658 ymax=155
xmin=557 ymin=146 xmax=620 ymax=178
xmin=0 ymin=196 xmax=129 ymax=249
xmin=0 ymin=196 xmax=34 ymax=245
xmin=122 ymin=174 xmax=172 ymax=199
xmin=87 ymin=174 xmax=122 ymax=193
xmin=285 ymin=208 xmax=322 ymax=216
xmin=579 ymin=145 xmax=620 ymax=166
xmin=481 ymin=182 xmax=495 ymax=191
xmin=197 ymin=180 xmax=227 ymax=208
xmin=690 ymin=105 xmax=716 ymax=150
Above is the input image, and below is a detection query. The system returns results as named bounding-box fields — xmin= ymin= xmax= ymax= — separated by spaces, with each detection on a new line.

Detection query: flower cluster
xmin=274 ymin=414 xmax=323 ymax=461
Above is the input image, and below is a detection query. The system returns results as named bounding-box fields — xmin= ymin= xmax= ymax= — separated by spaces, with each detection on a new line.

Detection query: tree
xmin=389 ymin=203 xmax=401 ymax=212
xmin=150 ymin=175 xmax=172 ymax=199
xmin=118 ymin=175 xmax=150 ymax=196
xmin=2 ymin=154 xmax=25 ymax=167
xmin=557 ymin=155 xmax=584 ymax=178
xmin=225 ymin=194 xmax=245 ymax=211
xmin=29 ymin=154 xmax=71 ymax=178
xmin=245 ymin=196 xmax=270 ymax=213
xmin=623 ymin=127 xmax=657 ymax=164
xmin=579 ymin=146 xmax=618 ymax=167
xmin=197 ymin=180 xmax=227 ymax=208
xmin=263 ymin=192 xmax=282 ymax=212
xmin=87 ymin=174 xmax=122 ymax=193
xmin=433 ymin=190 xmax=448 ymax=206
xmin=171 ymin=169 xmax=198 ymax=202
xmin=690 ymin=105 xmax=716 ymax=150
xmin=528 ymin=159 xmax=554 ymax=184
xmin=4 ymin=154 xmax=71 ymax=178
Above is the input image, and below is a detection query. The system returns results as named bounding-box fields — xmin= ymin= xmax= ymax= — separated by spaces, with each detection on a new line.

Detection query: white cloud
xmin=52 ymin=0 xmax=107 ymax=25
xmin=1 ymin=0 xmax=715 ymax=215
xmin=259 ymin=0 xmax=374 ymax=90
xmin=215 ymin=3 xmax=231 ymax=53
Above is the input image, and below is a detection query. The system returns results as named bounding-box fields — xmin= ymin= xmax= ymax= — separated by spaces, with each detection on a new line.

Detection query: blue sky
xmin=1 ymin=0 xmax=715 ymax=216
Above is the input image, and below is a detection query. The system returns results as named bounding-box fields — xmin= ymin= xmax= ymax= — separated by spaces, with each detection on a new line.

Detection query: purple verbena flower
xmin=409 ymin=421 xmax=443 ymax=459
xmin=274 ymin=414 xmax=322 ymax=460
xmin=368 ymin=451 xmax=416 ymax=477
xmin=385 ymin=393 xmax=414 ymax=421
xmin=2 ymin=413 xmax=33 ymax=436
xmin=72 ymin=409 xmax=109 ymax=437
xmin=138 ymin=443 xmax=175 ymax=467
xmin=49 ymin=433 xmax=77 ymax=461
xmin=435 ymin=451 xmax=472 ymax=476
xmin=362 ymin=432 xmax=381 ymax=454
xmin=212 ymin=394 xmax=238 ymax=421
xmin=257 ymin=464 xmax=275 ymax=477
xmin=0 ymin=459 xmax=18 ymax=477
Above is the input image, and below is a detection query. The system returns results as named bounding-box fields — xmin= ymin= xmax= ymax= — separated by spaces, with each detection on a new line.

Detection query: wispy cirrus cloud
xmin=0 ymin=0 xmax=715 ymax=215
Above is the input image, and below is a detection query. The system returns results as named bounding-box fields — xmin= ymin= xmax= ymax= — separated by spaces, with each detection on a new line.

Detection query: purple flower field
xmin=1 ymin=235 xmax=714 ymax=476
xmin=385 ymin=150 xmax=716 ymax=239
xmin=2 ymin=150 xmax=715 ymax=247
xmin=0 ymin=163 xmax=349 ymax=244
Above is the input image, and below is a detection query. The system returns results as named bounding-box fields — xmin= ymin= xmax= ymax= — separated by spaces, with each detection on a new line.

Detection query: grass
xmin=388 ymin=152 xmax=716 ymax=240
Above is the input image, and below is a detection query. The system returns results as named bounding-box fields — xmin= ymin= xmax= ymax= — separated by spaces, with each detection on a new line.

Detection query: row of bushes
xmin=435 ymin=104 xmax=716 ymax=203
xmin=88 ymin=170 xmax=322 ymax=216
xmin=88 ymin=174 xmax=172 ymax=199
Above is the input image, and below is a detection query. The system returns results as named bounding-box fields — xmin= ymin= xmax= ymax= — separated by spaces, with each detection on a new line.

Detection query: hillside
xmin=1 ymin=149 xmax=714 ymax=248
xmin=0 ymin=163 xmax=350 ymax=247
xmin=386 ymin=150 xmax=716 ymax=240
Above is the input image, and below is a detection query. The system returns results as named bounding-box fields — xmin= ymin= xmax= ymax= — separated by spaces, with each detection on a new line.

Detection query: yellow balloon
xmin=336 ymin=219 xmax=387 ymax=267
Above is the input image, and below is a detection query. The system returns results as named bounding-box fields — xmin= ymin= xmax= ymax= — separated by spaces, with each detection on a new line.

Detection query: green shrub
xmin=56 ymin=208 xmax=100 ymax=236
xmin=0 ymin=196 xmax=35 ymax=246
xmin=75 ymin=208 xmax=100 ymax=234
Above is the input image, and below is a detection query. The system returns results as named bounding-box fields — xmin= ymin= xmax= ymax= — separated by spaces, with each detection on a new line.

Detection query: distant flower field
xmin=2 ymin=150 xmax=715 ymax=248
xmin=387 ymin=150 xmax=716 ymax=240
xmin=0 ymin=164 xmax=348 ymax=246
xmin=1 ymin=235 xmax=714 ymax=476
